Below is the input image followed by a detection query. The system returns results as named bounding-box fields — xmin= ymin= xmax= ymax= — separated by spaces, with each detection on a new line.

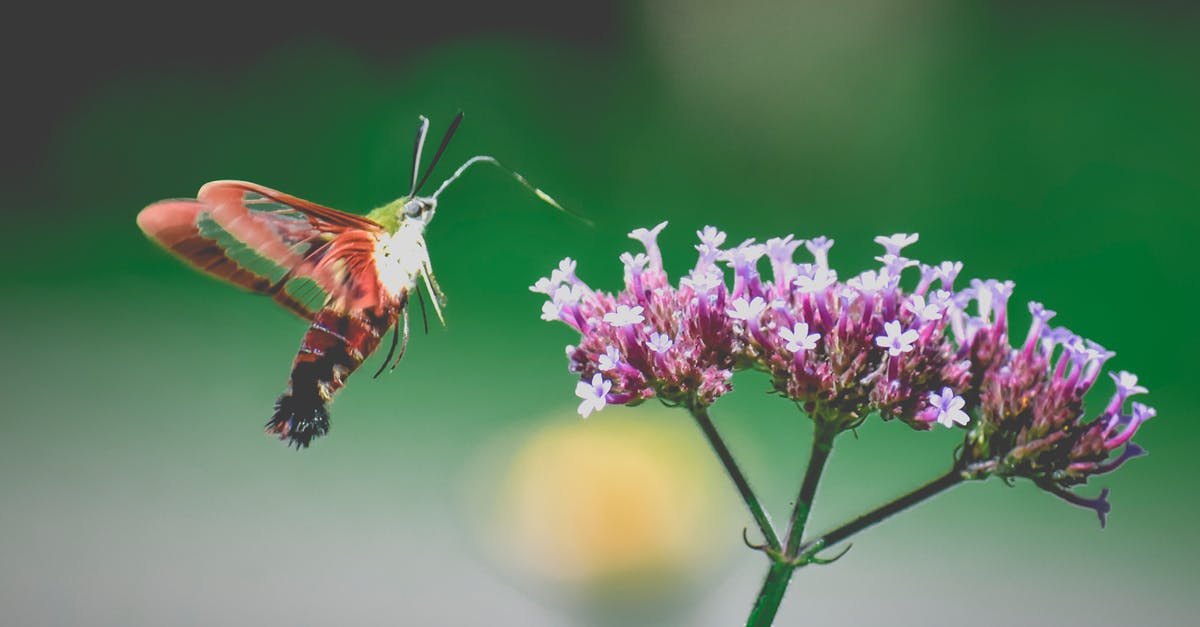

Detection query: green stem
xmin=744 ymin=561 xmax=794 ymax=627
xmin=744 ymin=423 xmax=838 ymax=627
xmin=783 ymin=424 xmax=837 ymax=557
xmin=796 ymin=469 xmax=965 ymax=557
xmin=688 ymin=403 xmax=781 ymax=552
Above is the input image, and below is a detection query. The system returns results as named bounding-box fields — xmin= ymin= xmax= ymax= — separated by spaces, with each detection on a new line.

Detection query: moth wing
xmin=138 ymin=181 xmax=386 ymax=319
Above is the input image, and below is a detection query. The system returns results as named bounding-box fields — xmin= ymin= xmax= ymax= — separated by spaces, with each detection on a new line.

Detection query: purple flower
xmin=876 ymin=321 xmax=919 ymax=356
xmin=598 ymin=346 xmax=622 ymax=371
xmin=933 ymin=261 xmax=963 ymax=289
xmin=779 ymin=322 xmax=820 ymax=352
xmin=629 ymin=221 xmax=669 ymax=269
xmin=1110 ymin=371 xmax=1148 ymax=398
xmin=927 ymin=387 xmax=969 ymax=428
xmin=551 ymin=257 xmax=578 ymax=285
xmin=575 ymin=373 xmax=611 ymax=418
xmin=604 ymin=304 xmax=645 ymax=327
xmin=727 ymin=296 xmax=767 ymax=321
xmin=958 ymin=294 xmax=1158 ymax=526
xmin=533 ymin=221 xmax=1159 ymax=510
xmin=874 ymin=232 xmax=919 ymax=256
xmin=646 ymin=332 xmax=674 ymax=354
xmin=697 ymin=225 xmax=727 ymax=250
xmin=850 ymin=269 xmax=892 ymax=294
xmin=904 ymin=294 xmax=942 ymax=322
xmin=536 ymin=223 xmax=742 ymax=411
xmin=805 ymin=236 xmax=835 ymax=271
xmin=620 ymin=252 xmax=649 ymax=274
xmin=794 ymin=267 xmax=836 ymax=293
xmin=683 ymin=268 xmax=723 ymax=294
xmin=541 ymin=300 xmax=564 ymax=322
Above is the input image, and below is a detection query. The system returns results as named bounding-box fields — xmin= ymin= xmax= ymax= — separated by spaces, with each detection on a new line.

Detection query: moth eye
xmin=403 ymin=200 xmax=423 ymax=218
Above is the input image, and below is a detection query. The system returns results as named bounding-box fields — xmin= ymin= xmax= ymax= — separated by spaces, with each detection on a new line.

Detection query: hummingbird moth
xmin=138 ymin=113 xmax=573 ymax=448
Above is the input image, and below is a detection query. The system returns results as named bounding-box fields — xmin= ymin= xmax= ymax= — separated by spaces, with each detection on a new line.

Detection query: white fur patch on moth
xmin=374 ymin=221 xmax=430 ymax=299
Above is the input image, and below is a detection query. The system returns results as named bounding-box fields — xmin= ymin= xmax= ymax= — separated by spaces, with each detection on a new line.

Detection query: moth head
xmin=402 ymin=196 xmax=437 ymax=224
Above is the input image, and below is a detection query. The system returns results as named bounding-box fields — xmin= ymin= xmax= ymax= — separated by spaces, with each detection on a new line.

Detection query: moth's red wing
xmin=138 ymin=181 xmax=386 ymax=319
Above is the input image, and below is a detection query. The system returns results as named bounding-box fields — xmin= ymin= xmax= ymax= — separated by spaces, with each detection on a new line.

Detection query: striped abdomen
xmin=267 ymin=307 xmax=397 ymax=448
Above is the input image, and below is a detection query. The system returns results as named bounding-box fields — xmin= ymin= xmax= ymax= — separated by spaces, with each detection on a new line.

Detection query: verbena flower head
xmin=534 ymin=224 xmax=975 ymax=430
xmin=533 ymin=223 xmax=1155 ymax=522
xmin=958 ymin=300 xmax=1155 ymax=526
xmin=532 ymin=222 xmax=737 ymax=411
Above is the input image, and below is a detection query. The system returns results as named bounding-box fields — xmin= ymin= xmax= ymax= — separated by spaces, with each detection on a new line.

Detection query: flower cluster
xmin=533 ymin=223 xmax=738 ymax=416
xmin=958 ymin=300 xmax=1155 ymax=525
xmin=535 ymin=224 xmax=983 ymax=432
xmin=533 ymin=223 xmax=1156 ymax=523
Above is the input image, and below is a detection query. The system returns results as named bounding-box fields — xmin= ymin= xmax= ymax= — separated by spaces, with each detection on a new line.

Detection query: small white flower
xmin=875 ymin=254 xmax=919 ymax=273
xmin=928 ymin=289 xmax=954 ymax=310
xmin=904 ymin=294 xmax=942 ymax=322
xmin=726 ymin=297 xmax=767 ymax=321
xmin=550 ymin=257 xmax=577 ymax=285
xmin=805 ymin=236 xmax=835 ymax=270
xmin=765 ymin=235 xmax=801 ymax=264
xmin=850 ymin=269 xmax=891 ymax=293
xmin=619 ymin=252 xmax=649 ymax=273
xmin=646 ymin=332 xmax=674 ymax=353
xmin=721 ymin=240 xmax=767 ymax=268
xmin=552 ymin=283 xmax=583 ymax=306
xmin=794 ymin=267 xmax=836 ymax=293
xmin=575 ymin=373 xmax=611 ymax=418
xmin=934 ymin=261 xmax=963 ymax=286
xmin=598 ymin=346 xmax=622 ymax=371
xmin=928 ymin=387 xmax=969 ymax=428
xmin=875 ymin=320 xmax=919 ymax=356
xmin=779 ymin=322 xmax=820 ymax=352
xmin=697 ymin=225 xmax=727 ymax=249
xmin=874 ymin=232 xmax=919 ymax=255
xmin=682 ymin=268 xmax=724 ymax=293
xmin=541 ymin=301 xmax=563 ymax=322
xmin=603 ymin=304 xmax=645 ymax=327
xmin=1111 ymin=371 xmax=1148 ymax=397
xmin=629 ymin=221 xmax=669 ymax=245
xmin=529 ymin=276 xmax=555 ymax=295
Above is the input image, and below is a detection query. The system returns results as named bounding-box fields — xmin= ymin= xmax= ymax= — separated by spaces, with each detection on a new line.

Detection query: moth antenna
xmin=389 ymin=307 xmax=411 ymax=372
xmin=431 ymin=155 xmax=592 ymax=227
xmin=373 ymin=318 xmax=401 ymax=379
xmin=409 ymin=116 xmax=431 ymax=196
xmin=413 ymin=111 xmax=465 ymax=195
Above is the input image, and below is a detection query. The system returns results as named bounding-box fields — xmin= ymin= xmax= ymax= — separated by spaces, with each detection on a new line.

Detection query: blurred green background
xmin=3 ymin=1 xmax=1197 ymax=625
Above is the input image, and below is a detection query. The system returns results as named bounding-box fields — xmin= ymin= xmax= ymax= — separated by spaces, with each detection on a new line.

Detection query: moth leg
xmin=415 ymin=287 xmax=430 ymax=334
xmin=423 ymin=261 xmax=448 ymax=308
xmin=372 ymin=318 xmax=400 ymax=379
xmin=390 ymin=306 xmax=410 ymax=371
xmin=419 ymin=265 xmax=446 ymax=326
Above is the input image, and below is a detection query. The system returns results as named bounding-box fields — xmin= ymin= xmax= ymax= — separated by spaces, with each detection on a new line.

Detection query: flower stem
xmin=784 ymin=423 xmax=837 ymax=557
xmin=744 ymin=561 xmax=794 ymax=627
xmin=688 ymin=403 xmax=781 ymax=552
xmin=744 ymin=434 xmax=967 ymax=627
xmin=795 ymin=469 xmax=965 ymax=557
xmin=744 ymin=423 xmax=838 ymax=627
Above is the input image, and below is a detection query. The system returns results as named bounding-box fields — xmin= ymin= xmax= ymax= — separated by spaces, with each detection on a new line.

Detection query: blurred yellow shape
xmin=493 ymin=408 xmax=732 ymax=596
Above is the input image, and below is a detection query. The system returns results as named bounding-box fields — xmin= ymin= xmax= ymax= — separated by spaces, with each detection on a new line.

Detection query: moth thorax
xmin=374 ymin=222 xmax=429 ymax=298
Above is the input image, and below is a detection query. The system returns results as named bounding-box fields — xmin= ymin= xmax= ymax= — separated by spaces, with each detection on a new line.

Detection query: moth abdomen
xmin=266 ymin=307 xmax=395 ymax=448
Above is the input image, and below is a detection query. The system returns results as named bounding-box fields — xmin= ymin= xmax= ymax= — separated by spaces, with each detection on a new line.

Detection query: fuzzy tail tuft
xmin=266 ymin=393 xmax=330 ymax=449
